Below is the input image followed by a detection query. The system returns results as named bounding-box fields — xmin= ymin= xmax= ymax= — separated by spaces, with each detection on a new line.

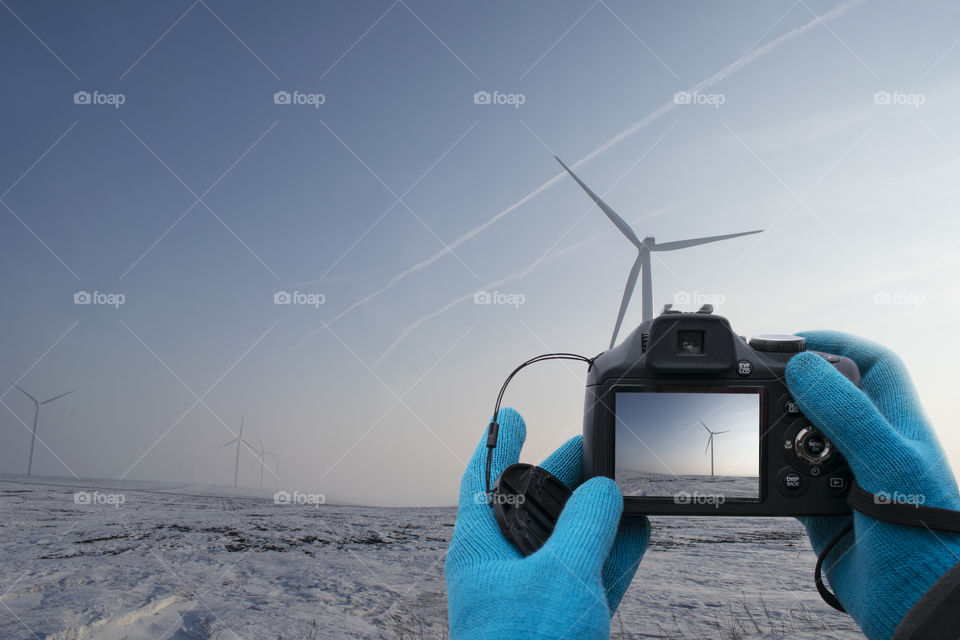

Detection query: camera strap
xmin=815 ymin=480 xmax=960 ymax=612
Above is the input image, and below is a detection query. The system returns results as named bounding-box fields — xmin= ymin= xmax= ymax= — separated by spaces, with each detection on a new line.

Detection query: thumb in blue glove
xmin=786 ymin=331 xmax=960 ymax=640
xmin=445 ymin=408 xmax=649 ymax=639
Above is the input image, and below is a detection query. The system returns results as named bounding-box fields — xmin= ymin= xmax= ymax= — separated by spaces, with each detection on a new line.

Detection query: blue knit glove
xmin=445 ymin=408 xmax=649 ymax=639
xmin=785 ymin=331 xmax=960 ymax=640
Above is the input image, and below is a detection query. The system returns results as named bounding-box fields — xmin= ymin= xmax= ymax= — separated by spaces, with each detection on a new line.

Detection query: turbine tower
xmin=217 ymin=413 xmax=252 ymax=488
xmin=256 ymin=436 xmax=278 ymax=489
xmin=14 ymin=385 xmax=73 ymax=475
xmin=554 ymin=156 xmax=763 ymax=347
xmin=700 ymin=419 xmax=729 ymax=477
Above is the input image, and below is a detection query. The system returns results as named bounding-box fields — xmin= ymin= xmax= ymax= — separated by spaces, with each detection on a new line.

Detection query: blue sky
xmin=1 ymin=0 xmax=959 ymax=505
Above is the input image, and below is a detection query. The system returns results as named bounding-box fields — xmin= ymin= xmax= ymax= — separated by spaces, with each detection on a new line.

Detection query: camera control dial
xmin=748 ymin=335 xmax=806 ymax=353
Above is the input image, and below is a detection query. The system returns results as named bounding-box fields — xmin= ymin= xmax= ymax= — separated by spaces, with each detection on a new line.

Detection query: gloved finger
xmin=449 ymin=408 xmax=527 ymax=561
xmin=540 ymin=435 xmax=583 ymax=489
xmin=538 ymin=477 xmax=623 ymax=580
xmin=460 ymin=407 xmax=527 ymax=500
xmin=602 ymin=515 xmax=649 ymax=613
xmin=786 ymin=351 xmax=911 ymax=490
xmin=797 ymin=331 xmax=926 ymax=439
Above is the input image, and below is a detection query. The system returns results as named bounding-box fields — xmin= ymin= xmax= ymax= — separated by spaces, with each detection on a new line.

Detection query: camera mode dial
xmin=748 ymin=335 xmax=806 ymax=353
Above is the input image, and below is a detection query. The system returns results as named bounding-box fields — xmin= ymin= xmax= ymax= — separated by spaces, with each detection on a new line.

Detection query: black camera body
xmin=582 ymin=306 xmax=861 ymax=516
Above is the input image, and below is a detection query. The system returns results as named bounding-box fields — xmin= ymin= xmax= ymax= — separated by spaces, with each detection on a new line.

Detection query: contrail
xmin=372 ymin=196 xmax=703 ymax=367
xmin=339 ymin=0 xmax=864 ymax=318
xmin=369 ymin=0 xmax=866 ymax=367
xmin=270 ymin=0 xmax=864 ymax=368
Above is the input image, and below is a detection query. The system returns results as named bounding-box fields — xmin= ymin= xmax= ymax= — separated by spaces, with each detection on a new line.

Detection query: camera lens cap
xmin=749 ymin=335 xmax=806 ymax=353
xmin=491 ymin=463 xmax=572 ymax=556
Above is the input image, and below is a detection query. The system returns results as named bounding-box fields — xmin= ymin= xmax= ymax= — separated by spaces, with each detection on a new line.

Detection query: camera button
xmin=776 ymin=467 xmax=808 ymax=497
xmin=827 ymin=475 xmax=849 ymax=496
xmin=737 ymin=360 xmax=753 ymax=376
xmin=783 ymin=472 xmax=803 ymax=491
xmin=783 ymin=398 xmax=801 ymax=416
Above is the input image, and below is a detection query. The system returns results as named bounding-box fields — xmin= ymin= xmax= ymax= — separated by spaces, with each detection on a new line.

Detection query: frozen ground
xmin=616 ymin=470 xmax=759 ymax=500
xmin=0 ymin=475 xmax=864 ymax=639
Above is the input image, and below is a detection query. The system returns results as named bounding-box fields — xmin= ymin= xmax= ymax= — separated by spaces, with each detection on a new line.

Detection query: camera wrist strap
xmin=816 ymin=480 xmax=960 ymax=612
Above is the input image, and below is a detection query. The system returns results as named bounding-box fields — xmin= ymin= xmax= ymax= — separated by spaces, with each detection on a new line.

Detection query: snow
xmin=0 ymin=475 xmax=864 ymax=639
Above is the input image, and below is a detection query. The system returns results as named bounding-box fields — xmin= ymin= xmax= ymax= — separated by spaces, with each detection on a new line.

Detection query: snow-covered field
xmin=0 ymin=475 xmax=864 ymax=639
xmin=616 ymin=471 xmax=759 ymax=500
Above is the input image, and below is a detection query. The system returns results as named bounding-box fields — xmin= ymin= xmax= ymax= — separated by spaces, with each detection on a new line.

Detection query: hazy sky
xmin=616 ymin=392 xmax=760 ymax=478
xmin=2 ymin=1 xmax=959 ymax=505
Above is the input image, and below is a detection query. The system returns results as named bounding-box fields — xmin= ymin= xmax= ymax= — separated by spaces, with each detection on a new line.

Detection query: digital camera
xmin=582 ymin=305 xmax=861 ymax=516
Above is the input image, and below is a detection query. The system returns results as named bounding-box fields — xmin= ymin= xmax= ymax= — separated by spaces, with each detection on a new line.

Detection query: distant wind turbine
xmin=14 ymin=385 xmax=73 ymax=475
xmin=554 ymin=156 xmax=763 ymax=347
xmin=272 ymin=457 xmax=283 ymax=490
xmin=256 ymin=436 xmax=278 ymax=489
xmin=217 ymin=413 xmax=252 ymax=488
xmin=700 ymin=419 xmax=729 ymax=477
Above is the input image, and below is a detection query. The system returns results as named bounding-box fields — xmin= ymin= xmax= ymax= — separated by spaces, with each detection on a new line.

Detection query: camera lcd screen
xmin=615 ymin=390 xmax=761 ymax=501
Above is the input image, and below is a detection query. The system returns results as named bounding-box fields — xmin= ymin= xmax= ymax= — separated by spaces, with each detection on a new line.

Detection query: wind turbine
xmin=700 ymin=419 xmax=729 ymax=477
xmin=272 ymin=457 xmax=283 ymax=490
xmin=256 ymin=436 xmax=278 ymax=489
xmin=14 ymin=385 xmax=73 ymax=475
xmin=217 ymin=413 xmax=252 ymax=488
xmin=554 ymin=156 xmax=763 ymax=347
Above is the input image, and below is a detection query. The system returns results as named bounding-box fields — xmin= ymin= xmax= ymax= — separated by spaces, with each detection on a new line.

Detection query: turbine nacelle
xmin=554 ymin=156 xmax=763 ymax=347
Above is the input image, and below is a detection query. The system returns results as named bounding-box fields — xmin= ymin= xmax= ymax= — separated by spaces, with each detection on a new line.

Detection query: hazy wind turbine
xmin=554 ymin=156 xmax=763 ymax=347
xmin=217 ymin=414 xmax=252 ymax=488
xmin=256 ymin=436 xmax=278 ymax=489
xmin=15 ymin=385 xmax=73 ymax=475
xmin=700 ymin=419 xmax=729 ymax=477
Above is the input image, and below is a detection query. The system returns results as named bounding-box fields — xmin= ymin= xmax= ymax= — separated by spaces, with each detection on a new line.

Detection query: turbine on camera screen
xmin=700 ymin=419 xmax=729 ymax=477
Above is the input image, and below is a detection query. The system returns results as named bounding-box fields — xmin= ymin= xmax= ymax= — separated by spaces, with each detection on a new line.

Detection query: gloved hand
xmin=445 ymin=408 xmax=649 ymax=639
xmin=786 ymin=331 xmax=960 ymax=640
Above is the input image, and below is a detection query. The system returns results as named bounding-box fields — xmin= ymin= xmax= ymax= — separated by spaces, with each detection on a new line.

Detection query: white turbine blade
xmin=258 ymin=436 xmax=264 ymax=454
xmin=714 ymin=430 xmax=730 ymax=434
xmin=239 ymin=413 xmax=244 ymax=436
xmin=216 ymin=439 xmax=238 ymax=450
xmin=699 ymin=419 xmax=710 ymax=433
xmin=610 ymin=254 xmax=642 ymax=348
xmin=554 ymin=156 xmax=643 ymax=248
xmin=651 ymin=230 xmax=763 ymax=252
xmin=14 ymin=385 xmax=38 ymax=404
xmin=40 ymin=389 xmax=74 ymax=404
xmin=705 ymin=434 xmax=713 ymax=454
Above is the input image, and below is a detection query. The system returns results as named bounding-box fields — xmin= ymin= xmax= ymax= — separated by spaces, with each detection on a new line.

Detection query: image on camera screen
xmin=615 ymin=391 xmax=761 ymax=501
